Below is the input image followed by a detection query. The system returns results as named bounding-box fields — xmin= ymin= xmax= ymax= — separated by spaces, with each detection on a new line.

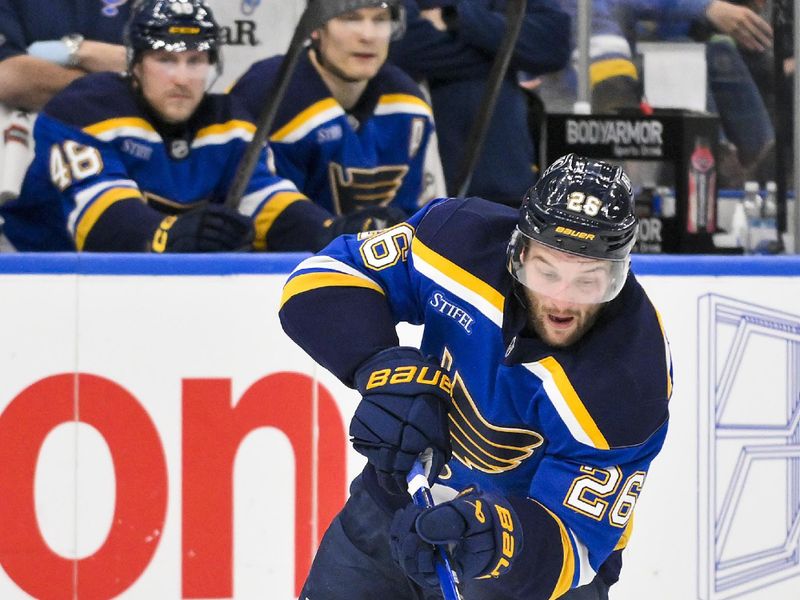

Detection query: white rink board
xmin=0 ymin=254 xmax=799 ymax=599
xmin=205 ymin=0 xmax=305 ymax=92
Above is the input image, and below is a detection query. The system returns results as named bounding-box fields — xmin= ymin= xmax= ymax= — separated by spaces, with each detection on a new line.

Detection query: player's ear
xmin=131 ymin=60 xmax=143 ymax=80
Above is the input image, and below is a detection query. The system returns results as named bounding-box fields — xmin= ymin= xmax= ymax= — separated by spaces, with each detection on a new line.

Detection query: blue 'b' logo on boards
xmin=101 ymin=0 xmax=129 ymax=17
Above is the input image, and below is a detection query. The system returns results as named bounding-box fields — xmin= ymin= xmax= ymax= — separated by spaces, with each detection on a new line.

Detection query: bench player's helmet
xmin=508 ymin=153 xmax=638 ymax=303
xmin=314 ymin=0 xmax=406 ymax=41
xmin=125 ymin=0 xmax=221 ymax=72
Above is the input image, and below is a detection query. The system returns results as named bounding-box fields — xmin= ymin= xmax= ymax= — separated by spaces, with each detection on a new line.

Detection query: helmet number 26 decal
xmin=566 ymin=191 xmax=603 ymax=217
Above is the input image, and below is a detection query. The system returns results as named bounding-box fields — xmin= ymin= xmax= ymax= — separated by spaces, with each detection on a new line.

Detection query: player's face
xmin=134 ymin=50 xmax=210 ymax=124
xmin=316 ymin=7 xmax=392 ymax=82
xmin=519 ymin=242 xmax=610 ymax=347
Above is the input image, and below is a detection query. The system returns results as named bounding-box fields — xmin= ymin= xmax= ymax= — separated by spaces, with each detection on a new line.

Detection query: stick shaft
xmin=454 ymin=0 xmax=526 ymax=198
xmin=225 ymin=0 xmax=403 ymax=209
xmin=407 ymin=459 xmax=463 ymax=600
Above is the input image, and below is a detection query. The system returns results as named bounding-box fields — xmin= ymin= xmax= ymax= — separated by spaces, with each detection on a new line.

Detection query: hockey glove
xmin=351 ymin=347 xmax=452 ymax=495
xmin=151 ymin=204 xmax=255 ymax=253
xmin=326 ymin=205 xmax=408 ymax=238
xmin=389 ymin=487 xmax=522 ymax=588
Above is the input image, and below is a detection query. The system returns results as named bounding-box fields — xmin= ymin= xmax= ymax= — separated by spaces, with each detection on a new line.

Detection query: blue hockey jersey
xmin=0 ymin=72 xmax=325 ymax=251
xmin=279 ymin=197 xmax=672 ymax=598
xmin=229 ymin=51 xmax=434 ymax=216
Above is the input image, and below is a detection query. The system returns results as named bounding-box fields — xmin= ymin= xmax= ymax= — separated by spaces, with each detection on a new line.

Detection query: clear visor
xmin=509 ymin=230 xmax=629 ymax=305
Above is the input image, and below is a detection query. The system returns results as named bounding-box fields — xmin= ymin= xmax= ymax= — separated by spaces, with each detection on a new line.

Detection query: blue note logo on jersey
xmin=442 ymin=349 xmax=543 ymax=474
xmin=329 ymin=163 xmax=409 ymax=214
xmin=101 ymin=0 xmax=130 ymax=17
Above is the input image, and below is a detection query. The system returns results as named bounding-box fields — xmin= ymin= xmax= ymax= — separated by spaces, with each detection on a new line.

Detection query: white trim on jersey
xmin=91 ymin=127 xmax=162 ymax=144
xmin=374 ymin=101 xmax=433 ymax=119
xmin=272 ymin=105 xmax=345 ymax=144
xmin=412 ymin=252 xmax=504 ymax=328
xmin=568 ymin=527 xmax=597 ymax=587
xmin=293 ymin=255 xmax=380 ymax=288
xmin=67 ymin=179 xmax=139 ymax=234
xmin=523 ymin=361 xmax=597 ymax=447
xmin=192 ymin=127 xmax=255 ymax=149
xmin=238 ymin=180 xmax=300 ymax=217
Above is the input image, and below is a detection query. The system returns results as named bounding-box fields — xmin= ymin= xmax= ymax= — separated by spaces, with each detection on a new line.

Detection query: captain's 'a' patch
xmin=442 ymin=349 xmax=543 ymax=474
xmin=328 ymin=163 xmax=409 ymax=214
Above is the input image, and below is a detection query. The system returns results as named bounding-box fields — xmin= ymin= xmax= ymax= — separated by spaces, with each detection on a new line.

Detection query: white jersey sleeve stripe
xmin=411 ymin=238 xmax=504 ymax=327
xmin=67 ymin=179 xmax=139 ymax=234
xmin=524 ymin=358 xmax=610 ymax=450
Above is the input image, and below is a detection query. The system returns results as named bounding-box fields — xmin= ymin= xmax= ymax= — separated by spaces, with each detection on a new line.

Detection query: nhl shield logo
xmin=170 ymin=140 xmax=190 ymax=160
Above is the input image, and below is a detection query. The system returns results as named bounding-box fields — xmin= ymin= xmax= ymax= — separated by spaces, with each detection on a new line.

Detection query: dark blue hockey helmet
xmin=508 ymin=154 xmax=638 ymax=303
xmin=125 ymin=0 xmax=221 ymax=70
xmin=515 ymin=153 xmax=638 ymax=260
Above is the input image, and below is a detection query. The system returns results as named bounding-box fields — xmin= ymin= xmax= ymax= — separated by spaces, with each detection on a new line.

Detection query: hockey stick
xmin=771 ymin=0 xmax=791 ymax=239
xmin=453 ymin=0 xmax=526 ymax=198
xmin=225 ymin=0 xmax=386 ymax=209
xmin=406 ymin=451 xmax=464 ymax=600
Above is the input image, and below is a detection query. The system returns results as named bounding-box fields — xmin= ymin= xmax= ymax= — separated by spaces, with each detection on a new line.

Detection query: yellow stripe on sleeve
xmin=195 ymin=120 xmax=256 ymax=140
xmin=280 ymin=272 xmax=385 ymax=308
xmin=83 ymin=117 xmax=157 ymax=137
xmin=589 ymin=58 xmax=639 ymax=86
xmin=378 ymin=93 xmax=432 ymax=113
xmin=614 ymin=516 xmax=634 ymax=551
xmin=270 ymin=98 xmax=340 ymax=142
xmin=654 ymin=310 xmax=673 ymax=399
xmin=530 ymin=500 xmax=576 ymax=600
xmin=539 ymin=356 xmax=610 ymax=450
xmin=412 ymin=238 xmax=505 ymax=313
xmin=74 ymin=188 xmax=143 ymax=250
xmin=251 ymin=191 xmax=309 ymax=251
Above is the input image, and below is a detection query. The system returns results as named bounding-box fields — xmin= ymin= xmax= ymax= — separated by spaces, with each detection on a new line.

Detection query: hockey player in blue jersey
xmin=229 ymin=0 xmax=434 ymax=224
xmin=0 ymin=0 xmax=342 ymax=252
xmin=279 ymin=154 xmax=672 ymax=599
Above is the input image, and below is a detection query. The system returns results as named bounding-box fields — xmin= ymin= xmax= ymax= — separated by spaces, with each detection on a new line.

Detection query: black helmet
xmin=517 ymin=153 xmax=637 ymax=260
xmin=508 ymin=154 xmax=637 ymax=304
xmin=125 ymin=0 xmax=221 ymax=70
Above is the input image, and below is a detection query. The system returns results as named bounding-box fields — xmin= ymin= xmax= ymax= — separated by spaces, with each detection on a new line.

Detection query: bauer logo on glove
xmin=389 ymin=486 xmax=522 ymax=587
xmin=350 ymin=347 xmax=453 ymax=495
xmin=365 ymin=364 xmax=453 ymax=394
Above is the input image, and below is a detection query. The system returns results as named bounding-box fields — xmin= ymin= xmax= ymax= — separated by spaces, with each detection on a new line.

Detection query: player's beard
xmin=525 ymin=290 xmax=604 ymax=348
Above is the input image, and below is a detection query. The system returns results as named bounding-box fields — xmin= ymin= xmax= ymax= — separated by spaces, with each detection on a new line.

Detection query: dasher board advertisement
xmin=0 ymin=254 xmax=799 ymax=599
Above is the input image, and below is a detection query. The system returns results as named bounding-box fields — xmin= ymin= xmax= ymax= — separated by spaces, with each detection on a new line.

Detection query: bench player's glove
xmin=351 ymin=347 xmax=452 ymax=495
xmin=326 ymin=205 xmax=408 ymax=238
xmin=151 ymin=204 xmax=255 ymax=253
xmin=389 ymin=486 xmax=522 ymax=588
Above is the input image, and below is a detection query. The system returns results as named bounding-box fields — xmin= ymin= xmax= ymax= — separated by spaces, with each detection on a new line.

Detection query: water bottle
xmin=739 ymin=181 xmax=761 ymax=253
xmin=763 ymin=181 xmax=777 ymax=219
xmin=741 ymin=181 xmax=779 ymax=253
xmin=656 ymin=186 xmax=676 ymax=219
xmin=730 ymin=200 xmax=748 ymax=252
